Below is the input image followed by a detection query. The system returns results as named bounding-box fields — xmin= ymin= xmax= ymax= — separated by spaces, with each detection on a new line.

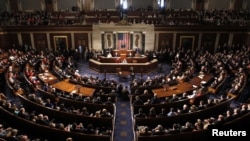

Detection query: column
xmin=77 ymin=0 xmax=82 ymax=10
xmin=46 ymin=33 xmax=51 ymax=50
xmin=166 ymin=0 xmax=171 ymax=9
xmin=53 ymin=0 xmax=58 ymax=11
xmin=113 ymin=31 xmax=117 ymax=49
xmin=41 ymin=0 xmax=46 ymax=11
xmin=101 ymin=31 xmax=105 ymax=51
xmin=142 ymin=32 xmax=146 ymax=53
xmin=172 ymin=33 xmax=177 ymax=50
xmin=197 ymin=32 xmax=202 ymax=51
xmin=5 ymin=0 xmax=10 ymax=12
xmin=214 ymin=33 xmax=220 ymax=53
xmin=71 ymin=33 xmax=75 ymax=49
xmin=242 ymin=0 xmax=247 ymax=9
xmin=17 ymin=33 xmax=22 ymax=46
xmin=88 ymin=32 xmax=92 ymax=49
xmin=204 ymin=0 xmax=209 ymax=10
xmin=155 ymin=33 xmax=159 ymax=51
xmin=229 ymin=0 xmax=235 ymax=9
xmin=228 ymin=33 xmax=233 ymax=47
xmin=17 ymin=0 xmax=22 ymax=11
xmin=192 ymin=0 xmax=196 ymax=10
xmin=130 ymin=31 xmax=133 ymax=50
xmin=30 ymin=33 xmax=35 ymax=49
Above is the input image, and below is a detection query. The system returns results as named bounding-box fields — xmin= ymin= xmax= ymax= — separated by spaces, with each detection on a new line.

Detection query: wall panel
xmin=33 ymin=33 xmax=47 ymax=52
xmin=21 ymin=33 xmax=31 ymax=47
xmin=158 ymin=33 xmax=173 ymax=51
xmin=21 ymin=0 xmax=40 ymax=11
xmin=94 ymin=0 xmax=115 ymax=9
xmin=201 ymin=33 xmax=216 ymax=53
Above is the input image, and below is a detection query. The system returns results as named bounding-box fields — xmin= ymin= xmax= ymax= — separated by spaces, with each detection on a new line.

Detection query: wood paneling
xmin=74 ymin=33 xmax=89 ymax=48
xmin=158 ymin=33 xmax=173 ymax=51
xmin=0 ymin=34 xmax=18 ymax=50
xmin=21 ymin=33 xmax=31 ymax=46
xmin=232 ymin=33 xmax=245 ymax=46
xmin=33 ymin=33 xmax=48 ymax=53
xmin=234 ymin=0 xmax=243 ymax=9
xmin=218 ymin=33 xmax=229 ymax=47
xmin=9 ymin=0 xmax=18 ymax=11
xmin=245 ymin=34 xmax=250 ymax=46
xmin=201 ymin=33 xmax=216 ymax=53
xmin=196 ymin=0 xmax=204 ymax=10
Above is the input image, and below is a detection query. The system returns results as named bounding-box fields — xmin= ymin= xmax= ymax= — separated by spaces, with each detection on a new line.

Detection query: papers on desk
xmin=44 ymin=73 xmax=50 ymax=76
xmin=201 ymin=81 xmax=207 ymax=84
xmin=198 ymin=74 xmax=204 ymax=79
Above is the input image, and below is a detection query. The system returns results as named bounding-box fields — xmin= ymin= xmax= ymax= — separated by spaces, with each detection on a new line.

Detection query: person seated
xmin=157 ymin=108 xmax=168 ymax=117
xmin=167 ymin=107 xmax=178 ymax=116
xmin=150 ymin=93 xmax=160 ymax=104
xmin=180 ymin=122 xmax=193 ymax=132
xmin=152 ymin=124 xmax=166 ymax=135
xmin=107 ymin=52 xmax=112 ymax=58
xmin=148 ymin=107 xmax=156 ymax=118
xmin=134 ymin=108 xmax=147 ymax=118
xmin=100 ymin=108 xmax=112 ymax=117
xmin=93 ymin=96 xmax=103 ymax=104
xmin=74 ymin=69 xmax=81 ymax=78
xmin=168 ymin=123 xmax=181 ymax=134
xmin=138 ymin=126 xmax=152 ymax=136
xmin=83 ymin=124 xmax=96 ymax=134
xmin=122 ymin=58 xmax=127 ymax=63
xmin=133 ymin=96 xmax=144 ymax=105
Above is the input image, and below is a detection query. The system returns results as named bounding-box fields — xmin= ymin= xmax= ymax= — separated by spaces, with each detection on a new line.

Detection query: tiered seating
xmin=3 ymin=51 xmax=116 ymax=141
xmin=165 ymin=9 xmax=199 ymax=25
xmin=85 ymin=10 xmax=120 ymax=24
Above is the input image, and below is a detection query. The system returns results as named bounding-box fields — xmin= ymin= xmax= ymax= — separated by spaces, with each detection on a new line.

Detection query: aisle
xmin=113 ymin=96 xmax=134 ymax=141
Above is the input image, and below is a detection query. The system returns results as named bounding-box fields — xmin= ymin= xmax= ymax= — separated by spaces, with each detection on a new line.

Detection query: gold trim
xmin=180 ymin=36 xmax=195 ymax=51
xmin=53 ymin=36 xmax=68 ymax=51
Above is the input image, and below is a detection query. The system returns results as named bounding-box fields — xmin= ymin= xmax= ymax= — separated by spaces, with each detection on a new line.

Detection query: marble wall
xmin=92 ymin=23 xmax=155 ymax=52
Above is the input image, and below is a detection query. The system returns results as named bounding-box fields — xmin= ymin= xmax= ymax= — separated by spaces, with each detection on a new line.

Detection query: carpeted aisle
xmin=113 ymin=97 xmax=134 ymax=141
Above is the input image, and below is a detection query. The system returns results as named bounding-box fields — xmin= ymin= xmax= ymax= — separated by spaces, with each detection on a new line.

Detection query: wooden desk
xmin=120 ymin=71 xmax=130 ymax=78
xmin=152 ymin=74 xmax=213 ymax=98
xmin=98 ymin=56 xmax=148 ymax=63
xmin=38 ymin=72 xmax=58 ymax=85
xmin=52 ymin=79 xmax=95 ymax=97
xmin=89 ymin=59 xmax=158 ymax=73
xmin=113 ymin=50 xmax=135 ymax=56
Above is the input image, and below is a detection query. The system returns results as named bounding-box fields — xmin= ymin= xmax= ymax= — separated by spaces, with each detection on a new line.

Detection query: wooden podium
xmin=113 ymin=50 xmax=135 ymax=56
xmin=120 ymin=54 xmax=126 ymax=60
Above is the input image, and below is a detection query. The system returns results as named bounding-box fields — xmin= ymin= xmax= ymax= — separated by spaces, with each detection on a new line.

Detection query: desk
xmin=89 ymin=59 xmax=158 ymax=73
xmin=119 ymin=71 xmax=130 ymax=78
xmin=152 ymin=74 xmax=213 ymax=98
xmin=38 ymin=72 xmax=58 ymax=85
xmin=98 ymin=56 xmax=148 ymax=63
xmin=52 ymin=79 xmax=95 ymax=97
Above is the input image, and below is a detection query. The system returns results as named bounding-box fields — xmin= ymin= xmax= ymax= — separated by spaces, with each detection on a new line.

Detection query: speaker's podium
xmin=120 ymin=53 xmax=126 ymax=60
xmin=113 ymin=49 xmax=135 ymax=57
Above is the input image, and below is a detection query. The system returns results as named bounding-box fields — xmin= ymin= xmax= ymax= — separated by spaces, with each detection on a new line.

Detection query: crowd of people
xmin=1 ymin=8 xmax=249 ymax=26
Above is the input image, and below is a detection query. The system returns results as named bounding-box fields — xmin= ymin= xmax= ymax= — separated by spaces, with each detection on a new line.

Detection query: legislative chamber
xmin=1 ymin=0 xmax=250 ymax=141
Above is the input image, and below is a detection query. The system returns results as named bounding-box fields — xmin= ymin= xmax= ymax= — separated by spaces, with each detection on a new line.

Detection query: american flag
xmin=117 ymin=33 xmax=130 ymax=50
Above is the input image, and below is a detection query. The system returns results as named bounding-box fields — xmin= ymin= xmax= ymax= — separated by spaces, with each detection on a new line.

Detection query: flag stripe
xmin=117 ymin=33 xmax=130 ymax=50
